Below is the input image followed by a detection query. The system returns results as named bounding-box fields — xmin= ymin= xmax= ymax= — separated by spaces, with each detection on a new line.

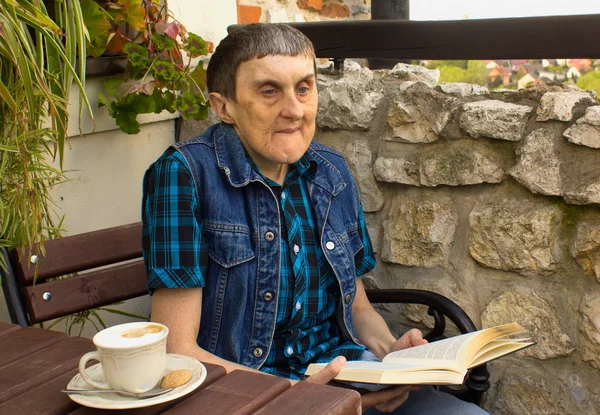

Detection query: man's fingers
xmin=374 ymin=388 xmax=413 ymax=412
xmin=408 ymin=329 xmax=428 ymax=347
xmin=360 ymin=385 xmax=413 ymax=410
xmin=305 ymin=356 xmax=346 ymax=384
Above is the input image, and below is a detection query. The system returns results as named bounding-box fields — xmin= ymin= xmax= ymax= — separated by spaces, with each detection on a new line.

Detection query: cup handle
xmin=79 ymin=351 xmax=110 ymax=390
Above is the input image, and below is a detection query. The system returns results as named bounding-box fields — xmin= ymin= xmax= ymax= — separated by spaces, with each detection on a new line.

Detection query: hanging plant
xmin=81 ymin=0 xmax=212 ymax=134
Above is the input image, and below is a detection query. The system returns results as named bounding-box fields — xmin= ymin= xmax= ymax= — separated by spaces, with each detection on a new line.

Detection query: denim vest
xmin=173 ymin=123 xmax=364 ymax=369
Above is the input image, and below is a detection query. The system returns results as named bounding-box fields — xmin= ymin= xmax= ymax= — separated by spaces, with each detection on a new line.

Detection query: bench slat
xmin=24 ymin=260 xmax=148 ymax=324
xmin=14 ymin=222 xmax=143 ymax=284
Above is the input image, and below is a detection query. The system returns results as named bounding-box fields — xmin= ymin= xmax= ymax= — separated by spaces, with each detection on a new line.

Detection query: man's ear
xmin=209 ymin=92 xmax=235 ymax=124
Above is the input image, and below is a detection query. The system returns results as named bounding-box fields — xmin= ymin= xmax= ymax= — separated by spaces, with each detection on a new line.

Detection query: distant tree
xmin=438 ymin=66 xmax=468 ymax=83
xmin=426 ymin=60 xmax=468 ymax=69
xmin=517 ymin=66 xmax=527 ymax=78
xmin=491 ymin=75 xmax=503 ymax=89
xmin=436 ymin=60 xmax=487 ymax=86
xmin=577 ymin=71 xmax=600 ymax=96
xmin=465 ymin=60 xmax=487 ymax=86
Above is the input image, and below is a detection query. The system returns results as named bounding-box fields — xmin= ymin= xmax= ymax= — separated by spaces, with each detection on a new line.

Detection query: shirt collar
xmin=214 ymin=122 xmax=345 ymax=195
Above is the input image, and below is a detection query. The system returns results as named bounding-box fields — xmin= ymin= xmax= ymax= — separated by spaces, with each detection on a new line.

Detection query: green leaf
xmin=152 ymin=58 xmax=180 ymax=83
xmin=150 ymin=34 xmax=175 ymax=51
xmin=190 ymin=62 xmax=207 ymax=91
xmin=119 ymin=0 xmax=146 ymax=31
xmin=80 ymin=0 xmax=111 ymax=58
xmin=103 ymin=77 xmax=125 ymax=98
xmin=191 ymin=103 xmax=209 ymax=120
xmin=106 ymin=2 xmax=127 ymax=25
xmin=124 ymin=42 xmax=149 ymax=69
xmin=126 ymin=93 xmax=157 ymax=114
xmin=97 ymin=92 xmax=117 ymax=118
xmin=115 ymin=109 xmax=140 ymax=134
xmin=183 ymin=33 xmax=208 ymax=58
xmin=0 ymin=79 xmax=16 ymax=112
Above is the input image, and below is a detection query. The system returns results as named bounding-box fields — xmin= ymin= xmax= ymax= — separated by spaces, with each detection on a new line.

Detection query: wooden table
xmin=0 ymin=322 xmax=361 ymax=414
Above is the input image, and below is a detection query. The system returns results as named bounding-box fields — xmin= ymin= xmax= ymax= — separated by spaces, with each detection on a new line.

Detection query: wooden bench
xmin=0 ymin=222 xmax=489 ymax=405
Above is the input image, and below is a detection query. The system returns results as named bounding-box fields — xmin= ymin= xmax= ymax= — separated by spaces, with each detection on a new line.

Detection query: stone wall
xmin=236 ymin=0 xmax=369 ymax=24
xmin=315 ymin=62 xmax=600 ymax=414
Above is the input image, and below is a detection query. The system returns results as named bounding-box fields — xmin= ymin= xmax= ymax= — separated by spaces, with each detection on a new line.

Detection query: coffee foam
xmin=94 ymin=322 xmax=167 ymax=348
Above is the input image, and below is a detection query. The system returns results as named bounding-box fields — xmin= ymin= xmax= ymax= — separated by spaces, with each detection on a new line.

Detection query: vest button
xmin=253 ymin=348 xmax=263 ymax=357
xmin=326 ymin=241 xmax=335 ymax=250
xmin=345 ymin=293 xmax=352 ymax=304
xmin=264 ymin=292 xmax=273 ymax=301
xmin=265 ymin=231 xmax=275 ymax=241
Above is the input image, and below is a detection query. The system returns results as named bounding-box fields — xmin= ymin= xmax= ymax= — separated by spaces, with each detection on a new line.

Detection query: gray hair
xmin=206 ymin=23 xmax=316 ymax=101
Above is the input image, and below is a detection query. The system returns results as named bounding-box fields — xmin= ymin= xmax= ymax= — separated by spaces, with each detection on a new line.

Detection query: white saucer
xmin=65 ymin=353 xmax=207 ymax=410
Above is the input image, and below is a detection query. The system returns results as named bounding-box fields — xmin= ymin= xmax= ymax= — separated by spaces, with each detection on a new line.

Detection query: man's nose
xmin=281 ymin=93 xmax=303 ymax=119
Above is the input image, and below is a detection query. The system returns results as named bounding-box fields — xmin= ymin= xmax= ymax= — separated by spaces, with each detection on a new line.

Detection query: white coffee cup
xmin=78 ymin=322 xmax=169 ymax=393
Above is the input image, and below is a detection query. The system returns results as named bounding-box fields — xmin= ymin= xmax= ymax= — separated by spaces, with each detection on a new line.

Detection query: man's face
xmin=224 ymin=54 xmax=318 ymax=178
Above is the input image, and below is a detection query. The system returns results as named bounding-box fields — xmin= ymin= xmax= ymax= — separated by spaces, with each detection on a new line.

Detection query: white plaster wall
xmin=0 ymin=1 xmax=238 ymax=331
xmin=171 ymin=0 xmax=237 ymax=45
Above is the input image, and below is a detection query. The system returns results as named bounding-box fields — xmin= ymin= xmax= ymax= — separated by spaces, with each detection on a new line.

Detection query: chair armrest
xmin=365 ymin=288 xmax=477 ymax=339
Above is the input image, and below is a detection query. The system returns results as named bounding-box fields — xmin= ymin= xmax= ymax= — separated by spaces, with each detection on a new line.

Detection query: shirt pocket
xmin=338 ymin=223 xmax=364 ymax=257
xmin=203 ymin=222 xmax=255 ymax=268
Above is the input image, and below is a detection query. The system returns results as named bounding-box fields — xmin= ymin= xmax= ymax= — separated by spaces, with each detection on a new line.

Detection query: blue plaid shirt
xmin=142 ymin=148 xmax=376 ymax=379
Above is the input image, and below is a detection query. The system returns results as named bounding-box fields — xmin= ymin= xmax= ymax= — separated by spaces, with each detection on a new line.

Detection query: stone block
xmin=386 ymin=82 xmax=461 ymax=143
xmin=381 ymin=199 xmax=457 ymax=267
xmin=571 ymin=218 xmax=600 ymax=282
xmin=536 ymin=91 xmax=595 ymax=122
xmin=487 ymin=372 xmax=567 ymax=415
xmin=374 ymin=157 xmax=420 ymax=186
xmin=297 ymin=0 xmax=322 ymax=11
xmin=460 ymin=100 xmax=533 ymax=141
xmin=374 ymin=139 xmax=505 ymax=187
xmin=509 ymin=128 xmax=563 ymax=196
xmin=563 ymin=106 xmax=600 ymax=148
xmin=317 ymin=68 xmax=385 ymax=130
xmin=319 ymin=4 xmax=349 ymax=18
xmin=435 ymin=82 xmax=488 ymax=97
xmin=564 ymin=181 xmax=600 ymax=205
xmin=482 ymin=288 xmax=574 ymax=359
xmin=265 ymin=8 xmax=288 ymax=23
xmin=580 ymin=293 xmax=600 ymax=370
xmin=341 ymin=140 xmax=384 ymax=212
xmin=237 ymin=4 xmax=262 ymax=24
xmin=469 ymin=201 xmax=562 ymax=276
xmin=387 ymin=63 xmax=440 ymax=87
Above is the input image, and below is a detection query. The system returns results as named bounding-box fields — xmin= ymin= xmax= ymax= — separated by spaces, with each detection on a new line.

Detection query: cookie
xmin=161 ymin=368 xmax=193 ymax=388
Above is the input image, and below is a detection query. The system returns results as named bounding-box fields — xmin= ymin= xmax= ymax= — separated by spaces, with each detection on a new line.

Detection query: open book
xmin=305 ymin=322 xmax=534 ymax=385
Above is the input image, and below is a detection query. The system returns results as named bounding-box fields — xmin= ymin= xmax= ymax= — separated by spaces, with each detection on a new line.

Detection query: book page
xmin=383 ymin=331 xmax=479 ymax=365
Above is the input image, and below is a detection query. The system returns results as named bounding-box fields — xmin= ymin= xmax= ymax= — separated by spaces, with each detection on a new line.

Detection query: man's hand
xmin=390 ymin=328 xmax=428 ymax=352
xmin=360 ymin=385 xmax=420 ymax=413
xmin=304 ymin=356 xmax=346 ymax=384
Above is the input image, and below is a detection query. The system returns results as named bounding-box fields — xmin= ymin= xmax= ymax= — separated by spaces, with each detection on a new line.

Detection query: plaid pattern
xmin=250 ymin=155 xmax=372 ymax=380
xmin=142 ymin=149 xmax=208 ymax=290
xmin=142 ymin=147 xmax=376 ymax=380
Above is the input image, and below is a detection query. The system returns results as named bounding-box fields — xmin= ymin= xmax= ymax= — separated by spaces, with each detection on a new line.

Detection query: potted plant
xmin=0 ymin=0 xmax=92 ymax=269
xmin=81 ymin=0 xmax=213 ymax=134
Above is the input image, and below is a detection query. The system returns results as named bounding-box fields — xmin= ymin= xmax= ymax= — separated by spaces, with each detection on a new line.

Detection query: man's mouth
xmin=276 ymin=127 xmax=300 ymax=134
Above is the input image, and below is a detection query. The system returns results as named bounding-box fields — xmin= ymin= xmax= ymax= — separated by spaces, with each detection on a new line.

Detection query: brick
xmin=297 ymin=0 xmax=323 ymax=11
xmin=320 ymin=4 xmax=350 ymax=18
xmin=237 ymin=5 xmax=262 ymax=24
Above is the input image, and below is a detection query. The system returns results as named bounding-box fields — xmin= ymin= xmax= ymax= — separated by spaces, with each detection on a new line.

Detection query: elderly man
xmin=142 ymin=23 xmax=488 ymax=414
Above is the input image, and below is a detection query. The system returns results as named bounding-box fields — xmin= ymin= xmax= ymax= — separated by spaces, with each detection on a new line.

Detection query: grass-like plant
xmin=0 ymin=0 xmax=91 ymax=268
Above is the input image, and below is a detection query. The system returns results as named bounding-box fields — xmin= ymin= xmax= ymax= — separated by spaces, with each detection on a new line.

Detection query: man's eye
xmin=298 ymin=86 xmax=309 ymax=94
xmin=263 ymin=89 xmax=276 ymax=96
